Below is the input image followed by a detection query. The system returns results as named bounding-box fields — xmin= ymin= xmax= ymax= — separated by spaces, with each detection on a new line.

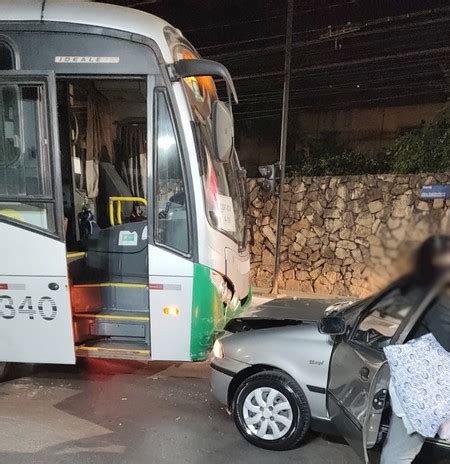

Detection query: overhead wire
xmin=203 ymin=16 xmax=450 ymax=64
xmin=234 ymin=89 xmax=448 ymax=120
xmin=183 ymin=0 xmax=360 ymax=34
xmin=196 ymin=6 xmax=450 ymax=56
xmin=119 ymin=0 xmax=450 ymax=113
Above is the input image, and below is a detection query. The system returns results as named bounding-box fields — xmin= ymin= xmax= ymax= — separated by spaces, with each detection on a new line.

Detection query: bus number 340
xmin=0 ymin=296 xmax=57 ymax=321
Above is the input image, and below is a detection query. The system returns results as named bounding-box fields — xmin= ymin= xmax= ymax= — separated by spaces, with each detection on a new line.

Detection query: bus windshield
xmin=181 ymin=74 xmax=246 ymax=249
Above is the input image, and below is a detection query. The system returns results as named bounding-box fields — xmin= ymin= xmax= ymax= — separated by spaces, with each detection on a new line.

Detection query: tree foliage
xmin=287 ymin=110 xmax=450 ymax=176
xmin=387 ymin=111 xmax=450 ymax=174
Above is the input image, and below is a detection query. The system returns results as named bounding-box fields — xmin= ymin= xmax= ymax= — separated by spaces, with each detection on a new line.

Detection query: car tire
xmin=232 ymin=370 xmax=310 ymax=451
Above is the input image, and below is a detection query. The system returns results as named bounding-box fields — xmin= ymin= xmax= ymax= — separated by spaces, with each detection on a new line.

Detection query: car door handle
xmin=359 ymin=366 xmax=370 ymax=381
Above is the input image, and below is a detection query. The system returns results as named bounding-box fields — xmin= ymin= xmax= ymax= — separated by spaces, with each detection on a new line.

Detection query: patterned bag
xmin=384 ymin=333 xmax=450 ymax=438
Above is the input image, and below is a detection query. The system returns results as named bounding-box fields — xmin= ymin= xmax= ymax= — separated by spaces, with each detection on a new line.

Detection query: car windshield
xmin=180 ymin=72 xmax=246 ymax=249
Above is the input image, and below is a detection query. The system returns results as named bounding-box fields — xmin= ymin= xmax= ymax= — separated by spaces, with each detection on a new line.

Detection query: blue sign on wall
xmin=420 ymin=184 xmax=450 ymax=200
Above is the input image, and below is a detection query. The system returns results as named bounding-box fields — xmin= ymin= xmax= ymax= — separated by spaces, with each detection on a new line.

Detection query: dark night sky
xmin=104 ymin=0 xmax=449 ymax=169
xmin=107 ymin=0 xmax=450 ymax=119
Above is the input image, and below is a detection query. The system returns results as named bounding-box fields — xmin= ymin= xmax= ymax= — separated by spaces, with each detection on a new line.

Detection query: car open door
xmin=0 ymin=71 xmax=75 ymax=364
xmin=327 ymin=339 xmax=389 ymax=463
xmin=326 ymin=282 xmax=426 ymax=463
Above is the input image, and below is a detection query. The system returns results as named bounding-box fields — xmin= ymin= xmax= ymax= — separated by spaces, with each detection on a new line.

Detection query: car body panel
xmin=211 ymin=365 xmax=234 ymax=406
xmin=249 ymin=297 xmax=343 ymax=321
xmin=213 ymin=323 xmax=335 ymax=419
xmin=210 ymin=356 xmax=251 ymax=405
xmin=324 ymin=300 xmax=357 ymax=315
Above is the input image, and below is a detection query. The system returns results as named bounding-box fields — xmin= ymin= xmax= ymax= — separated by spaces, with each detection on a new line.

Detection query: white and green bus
xmin=0 ymin=0 xmax=251 ymax=374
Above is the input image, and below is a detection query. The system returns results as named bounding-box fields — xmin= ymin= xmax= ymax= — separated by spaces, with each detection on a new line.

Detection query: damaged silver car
xmin=210 ymin=277 xmax=450 ymax=462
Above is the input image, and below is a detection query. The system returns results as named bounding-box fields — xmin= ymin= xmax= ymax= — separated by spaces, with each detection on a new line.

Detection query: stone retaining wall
xmin=248 ymin=173 xmax=450 ymax=297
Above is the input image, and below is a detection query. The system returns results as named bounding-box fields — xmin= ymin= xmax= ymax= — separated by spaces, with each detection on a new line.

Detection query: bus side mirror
xmin=318 ymin=316 xmax=347 ymax=335
xmin=212 ymin=100 xmax=234 ymax=163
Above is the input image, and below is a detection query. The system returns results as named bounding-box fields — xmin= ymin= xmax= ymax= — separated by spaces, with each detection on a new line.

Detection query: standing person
xmin=380 ymin=235 xmax=450 ymax=464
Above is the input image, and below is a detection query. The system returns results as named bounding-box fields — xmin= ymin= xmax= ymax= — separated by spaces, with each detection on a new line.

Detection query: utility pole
xmin=272 ymin=0 xmax=294 ymax=294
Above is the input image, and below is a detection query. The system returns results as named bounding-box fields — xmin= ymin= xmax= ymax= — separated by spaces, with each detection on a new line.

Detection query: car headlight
xmin=213 ymin=340 xmax=224 ymax=359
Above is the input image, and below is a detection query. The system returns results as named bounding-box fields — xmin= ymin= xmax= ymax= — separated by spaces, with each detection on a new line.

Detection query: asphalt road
xmin=0 ymin=360 xmax=360 ymax=464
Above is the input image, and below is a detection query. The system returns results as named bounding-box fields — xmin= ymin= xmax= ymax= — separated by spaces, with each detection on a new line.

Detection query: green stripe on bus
xmin=190 ymin=263 xmax=223 ymax=361
xmin=190 ymin=264 xmax=251 ymax=361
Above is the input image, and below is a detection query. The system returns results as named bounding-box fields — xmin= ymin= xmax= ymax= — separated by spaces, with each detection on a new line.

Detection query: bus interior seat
xmin=97 ymin=161 xmax=134 ymax=227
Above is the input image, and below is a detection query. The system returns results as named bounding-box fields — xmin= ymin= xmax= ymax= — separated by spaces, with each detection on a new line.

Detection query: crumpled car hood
xmin=225 ymin=317 xmax=304 ymax=333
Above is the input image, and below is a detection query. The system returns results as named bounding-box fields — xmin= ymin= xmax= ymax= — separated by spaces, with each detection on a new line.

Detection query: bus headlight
xmin=213 ymin=340 xmax=224 ymax=359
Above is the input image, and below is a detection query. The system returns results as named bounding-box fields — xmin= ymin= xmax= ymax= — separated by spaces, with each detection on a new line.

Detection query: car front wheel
xmin=232 ymin=370 xmax=310 ymax=451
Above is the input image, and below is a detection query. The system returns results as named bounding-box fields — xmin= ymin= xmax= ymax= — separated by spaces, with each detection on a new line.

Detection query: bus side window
xmin=154 ymin=91 xmax=189 ymax=254
xmin=0 ymin=42 xmax=14 ymax=70
xmin=0 ymin=84 xmax=56 ymax=233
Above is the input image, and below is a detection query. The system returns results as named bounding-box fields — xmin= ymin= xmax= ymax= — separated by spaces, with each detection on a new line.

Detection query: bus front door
xmin=0 ymin=71 xmax=75 ymax=364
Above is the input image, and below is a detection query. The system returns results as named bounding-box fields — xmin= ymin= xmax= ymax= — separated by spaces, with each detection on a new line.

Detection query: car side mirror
xmin=318 ymin=316 xmax=347 ymax=335
xmin=212 ymin=100 xmax=234 ymax=163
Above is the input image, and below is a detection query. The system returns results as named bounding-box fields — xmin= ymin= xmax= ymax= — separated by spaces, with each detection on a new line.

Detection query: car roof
xmin=0 ymin=0 xmax=181 ymax=63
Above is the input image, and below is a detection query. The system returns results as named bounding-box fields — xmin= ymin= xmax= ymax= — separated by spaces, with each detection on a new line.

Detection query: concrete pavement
xmin=0 ymin=360 xmax=360 ymax=464
xmin=0 ymin=295 xmax=362 ymax=464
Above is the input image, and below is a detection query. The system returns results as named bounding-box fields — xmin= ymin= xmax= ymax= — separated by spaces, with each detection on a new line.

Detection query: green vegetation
xmin=287 ymin=109 xmax=450 ymax=176
xmin=387 ymin=111 xmax=450 ymax=174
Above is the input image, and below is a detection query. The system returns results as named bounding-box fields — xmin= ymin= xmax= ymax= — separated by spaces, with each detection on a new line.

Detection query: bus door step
xmin=73 ymin=310 xmax=150 ymax=343
xmin=70 ymin=283 xmax=148 ymax=313
xmin=75 ymin=340 xmax=151 ymax=361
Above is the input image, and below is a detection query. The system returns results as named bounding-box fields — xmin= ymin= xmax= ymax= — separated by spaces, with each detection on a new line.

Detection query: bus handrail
xmin=108 ymin=196 xmax=148 ymax=226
